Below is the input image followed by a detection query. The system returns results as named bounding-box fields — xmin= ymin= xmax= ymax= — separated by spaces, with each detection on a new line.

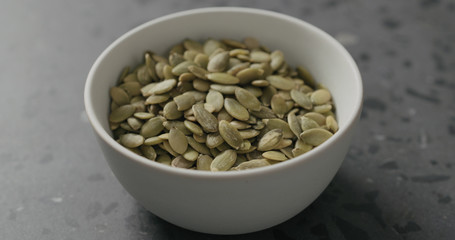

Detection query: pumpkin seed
xmin=168 ymin=127 xmax=188 ymax=154
xmin=250 ymin=106 xmax=276 ymax=119
xmin=174 ymin=93 xmax=196 ymax=111
xmin=196 ymin=154 xmax=213 ymax=171
xmin=304 ymin=112 xmax=326 ymax=126
xmin=171 ymin=156 xmax=194 ymax=168
xmin=250 ymin=51 xmax=271 ymax=63
xmin=233 ymin=159 xmax=270 ymax=170
xmin=251 ymin=80 xmax=269 ymax=87
xmin=326 ymin=115 xmax=339 ymax=133
xmin=210 ymin=84 xmax=238 ymax=94
xmin=222 ymin=39 xmax=246 ymax=49
xmin=203 ymin=39 xmax=226 ymax=55
xmin=156 ymin=153 xmax=171 ymax=165
xmin=140 ymin=116 xmax=164 ymax=138
xmin=163 ymin=101 xmax=183 ymax=120
xmin=183 ymin=147 xmax=199 ymax=161
xmin=224 ymin=98 xmax=250 ymax=121
xmin=257 ymin=129 xmax=283 ymax=151
xmin=300 ymin=128 xmax=333 ymax=146
xmin=145 ymin=94 xmax=170 ymax=105
xmin=290 ymin=89 xmax=312 ymax=110
xmin=262 ymin=151 xmax=288 ymax=161
xmin=264 ymin=119 xmax=294 ymax=138
xmin=145 ymin=79 xmax=177 ymax=95
xmin=217 ymin=108 xmax=233 ymax=122
xmin=239 ymin=129 xmax=260 ymax=139
xmin=187 ymin=136 xmax=211 ymax=155
xmin=219 ymin=120 xmax=243 ymax=150
xmin=313 ymin=104 xmax=332 ymax=113
xmin=207 ymin=51 xmax=229 ymax=72
xmin=192 ymin=103 xmax=218 ymax=133
xmin=163 ymin=121 xmax=192 ymax=135
xmin=266 ymin=75 xmax=295 ymax=90
xmin=206 ymin=133 xmax=224 ymax=148
xmin=120 ymin=133 xmax=144 ymax=148
xmin=127 ymin=117 xmax=142 ymax=131
xmin=109 ymin=104 xmax=135 ymax=123
xmin=144 ymin=136 xmax=163 ymax=145
xmin=210 ymin=149 xmax=237 ymax=171
xmin=270 ymin=50 xmax=284 ymax=71
xmin=236 ymin=68 xmax=264 ymax=85
xmin=234 ymin=87 xmax=261 ymax=111
xmin=230 ymin=121 xmax=251 ymax=130
xmin=271 ymin=94 xmax=287 ymax=118
xmin=206 ymin=90 xmax=224 ymax=112
xmin=261 ymin=86 xmax=276 ymax=106
xmin=110 ymin=87 xmax=130 ymax=105
xmin=206 ymin=73 xmax=240 ymax=85
xmin=184 ymin=120 xmax=203 ymax=136
xmin=287 ymin=109 xmax=302 ymax=138
xmin=300 ymin=116 xmax=320 ymax=131
xmin=296 ymin=65 xmax=317 ymax=88
xmin=141 ymin=145 xmax=156 ymax=160
xmin=183 ymin=39 xmax=203 ymax=52
xmin=227 ymin=62 xmax=250 ymax=75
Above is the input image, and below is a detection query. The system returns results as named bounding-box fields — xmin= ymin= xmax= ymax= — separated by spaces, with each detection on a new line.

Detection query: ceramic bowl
xmin=84 ymin=7 xmax=363 ymax=234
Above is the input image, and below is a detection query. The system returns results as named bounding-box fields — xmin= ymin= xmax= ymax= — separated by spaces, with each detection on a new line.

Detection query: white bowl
xmin=84 ymin=7 xmax=363 ymax=235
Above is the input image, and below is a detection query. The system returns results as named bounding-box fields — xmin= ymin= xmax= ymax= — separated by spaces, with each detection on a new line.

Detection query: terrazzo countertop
xmin=1 ymin=0 xmax=454 ymax=239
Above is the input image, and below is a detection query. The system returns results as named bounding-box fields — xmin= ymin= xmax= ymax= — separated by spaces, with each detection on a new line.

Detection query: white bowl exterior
xmin=85 ymin=7 xmax=362 ymax=234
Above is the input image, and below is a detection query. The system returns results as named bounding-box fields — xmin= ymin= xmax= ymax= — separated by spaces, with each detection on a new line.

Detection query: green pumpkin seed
xmin=171 ymin=155 xmax=194 ymax=168
xmin=239 ymin=129 xmax=260 ymax=139
xmin=264 ymin=119 xmax=294 ymax=139
xmin=156 ymin=153 xmax=172 ymax=165
xmin=251 ymin=80 xmax=269 ymax=87
xmin=250 ymin=51 xmax=271 ymax=63
xmin=233 ymin=159 xmax=270 ymax=170
xmin=206 ymin=90 xmax=224 ymax=112
xmin=219 ymin=120 xmax=243 ymax=150
xmin=230 ymin=121 xmax=251 ymax=130
xmin=296 ymin=65 xmax=317 ymax=88
xmin=145 ymin=79 xmax=177 ymax=96
xmin=163 ymin=121 xmax=192 ymax=135
xmin=206 ymin=133 xmax=224 ymax=148
xmin=326 ymin=115 xmax=339 ymax=133
xmin=262 ymin=151 xmax=287 ymax=161
xmin=271 ymin=94 xmax=287 ymax=118
xmin=140 ymin=145 xmax=156 ymax=160
xmin=210 ymin=149 xmax=237 ymax=171
xmin=161 ymin=141 xmax=179 ymax=157
xmin=227 ymin=62 xmax=250 ymax=75
xmin=300 ymin=128 xmax=333 ymax=146
xmin=250 ymin=106 xmax=276 ymax=119
xmin=257 ymin=129 xmax=283 ymax=151
xmin=224 ymin=98 xmax=250 ymax=121
xmin=270 ymin=50 xmax=285 ymax=71
xmin=127 ymin=117 xmax=142 ymax=131
xmin=109 ymin=104 xmax=135 ymax=123
xmin=140 ymin=116 xmax=165 ymax=138
xmin=163 ymin=101 xmax=183 ymax=120
xmin=236 ymin=68 xmax=264 ymax=85
xmin=192 ymin=103 xmax=218 ymax=133
xmin=203 ymin=39 xmax=226 ymax=55
xmin=304 ymin=112 xmax=326 ymax=126
xmin=261 ymin=86 xmax=276 ymax=106
xmin=144 ymin=136 xmax=163 ymax=145
xmin=110 ymin=87 xmax=130 ymax=106
xmin=313 ymin=104 xmax=332 ymax=113
xmin=145 ymin=94 xmax=170 ymax=105
xmin=187 ymin=65 xmax=208 ymax=79
xmin=210 ymin=84 xmax=238 ymax=94
xmin=173 ymin=93 xmax=196 ymax=111
xmin=207 ymin=51 xmax=229 ymax=72
xmin=300 ymin=116 xmax=320 ymax=131
xmin=206 ymin=73 xmax=240 ymax=85
xmin=194 ymin=53 xmax=209 ymax=68
xmin=184 ymin=120 xmax=203 ymax=136
xmin=222 ymin=39 xmax=246 ymax=49
xmin=172 ymin=61 xmax=196 ymax=76
xmin=120 ymin=81 xmax=142 ymax=97
xmin=266 ymin=75 xmax=295 ymax=90
xmin=183 ymin=147 xmax=199 ymax=161
xmin=120 ymin=133 xmax=144 ymax=148
xmin=234 ymin=87 xmax=261 ymax=111
xmin=196 ymin=154 xmax=213 ymax=171
xmin=187 ymin=136 xmax=211 ymax=155
xmin=290 ymin=89 xmax=313 ymax=110
xmin=168 ymin=127 xmax=188 ymax=154
xmin=287 ymin=109 xmax=302 ymax=138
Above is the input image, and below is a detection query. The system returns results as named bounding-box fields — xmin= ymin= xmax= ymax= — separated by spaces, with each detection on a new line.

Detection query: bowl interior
xmin=85 ymin=7 xmax=362 ymax=170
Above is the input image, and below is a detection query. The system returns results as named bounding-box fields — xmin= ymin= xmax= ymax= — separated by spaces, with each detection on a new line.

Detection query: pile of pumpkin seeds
xmin=109 ymin=37 xmax=339 ymax=171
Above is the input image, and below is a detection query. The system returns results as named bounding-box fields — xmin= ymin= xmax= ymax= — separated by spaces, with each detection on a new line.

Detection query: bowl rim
xmin=84 ymin=6 xmax=363 ymax=179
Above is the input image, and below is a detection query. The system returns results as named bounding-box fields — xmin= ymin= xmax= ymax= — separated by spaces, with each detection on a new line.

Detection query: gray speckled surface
xmin=1 ymin=0 xmax=454 ymax=239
